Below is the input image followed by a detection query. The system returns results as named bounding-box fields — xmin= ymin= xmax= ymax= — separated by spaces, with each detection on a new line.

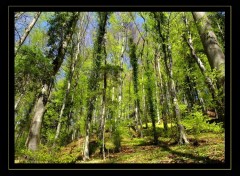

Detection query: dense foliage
xmin=14 ymin=11 xmax=225 ymax=163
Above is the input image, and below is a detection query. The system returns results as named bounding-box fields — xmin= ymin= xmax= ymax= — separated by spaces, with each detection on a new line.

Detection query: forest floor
xmin=75 ymin=134 xmax=224 ymax=164
xmin=15 ymin=123 xmax=225 ymax=164
xmin=63 ymin=123 xmax=224 ymax=164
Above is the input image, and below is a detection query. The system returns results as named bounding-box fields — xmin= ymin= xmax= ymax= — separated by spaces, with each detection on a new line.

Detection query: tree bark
xmin=183 ymin=15 xmax=223 ymax=119
xmin=25 ymin=84 xmax=49 ymax=151
xmin=53 ymin=14 xmax=86 ymax=145
xmin=129 ymin=37 xmax=143 ymax=138
xmin=153 ymin=12 xmax=189 ymax=144
xmin=15 ymin=12 xmax=25 ymax=20
xmin=192 ymin=12 xmax=225 ymax=88
xmin=26 ymin=13 xmax=78 ymax=151
xmin=83 ymin=12 xmax=109 ymax=161
xmin=118 ymin=34 xmax=126 ymax=122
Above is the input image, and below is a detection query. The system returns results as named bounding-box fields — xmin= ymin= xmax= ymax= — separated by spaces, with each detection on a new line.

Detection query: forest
xmin=14 ymin=11 xmax=225 ymax=164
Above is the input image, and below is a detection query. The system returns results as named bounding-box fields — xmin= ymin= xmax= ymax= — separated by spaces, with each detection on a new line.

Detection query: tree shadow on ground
xmin=158 ymin=141 xmax=223 ymax=164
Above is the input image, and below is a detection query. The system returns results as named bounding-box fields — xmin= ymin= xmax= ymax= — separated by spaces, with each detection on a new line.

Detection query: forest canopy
xmin=14 ymin=11 xmax=225 ymax=164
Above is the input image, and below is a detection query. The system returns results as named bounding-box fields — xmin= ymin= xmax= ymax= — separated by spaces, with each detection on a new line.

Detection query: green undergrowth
xmin=15 ymin=119 xmax=224 ymax=164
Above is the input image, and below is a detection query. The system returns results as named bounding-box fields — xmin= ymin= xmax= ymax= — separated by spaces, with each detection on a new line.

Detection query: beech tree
xmin=25 ymin=12 xmax=79 ymax=151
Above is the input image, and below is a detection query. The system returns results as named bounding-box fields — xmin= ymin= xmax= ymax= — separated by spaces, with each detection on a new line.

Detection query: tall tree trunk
xmin=98 ymin=37 xmax=108 ymax=160
xmin=192 ymin=12 xmax=225 ymax=122
xmin=26 ymin=13 xmax=79 ymax=151
xmin=155 ymin=49 xmax=168 ymax=131
xmin=118 ymin=35 xmax=126 ymax=122
xmin=145 ymin=58 xmax=158 ymax=145
xmin=153 ymin=12 xmax=189 ymax=144
xmin=141 ymin=71 xmax=148 ymax=128
xmin=98 ymin=58 xmax=107 ymax=160
xmin=25 ymin=84 xmax=49 ymax=151
xmin=129 ymin=37 xmax=142 ymax=138
xmin=183 ymin=15 xmax=222 ymax=119
xmin=162 ymin=76 xmax=169 ymax=132
xmin=83 ymin=12 xmax=109 ymax=161
xmin=53 ymin=15 xmax=86 ymax=145
xmin=192 ymin=12 xmax=225 ymax=81
xmin=15 ymin=12 xmax=41 ymax=55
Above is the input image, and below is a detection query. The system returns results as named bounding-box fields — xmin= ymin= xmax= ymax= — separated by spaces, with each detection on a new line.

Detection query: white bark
xmin=15 ymin=93 xmax=24 ymax=110
xmin=25 ymin=84 xmax=48 ymax=151
xmin=53 ymin=18 xmax=83 ymax=144
xmin=15 ymin=12 xmax=41 ymax=55
xmin=192 ymin=12 xmax=225 ymax=86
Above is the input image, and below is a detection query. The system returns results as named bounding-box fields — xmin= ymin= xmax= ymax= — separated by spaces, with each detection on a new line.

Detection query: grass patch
xmin=16 ymin=122 xmax=224 ymax=164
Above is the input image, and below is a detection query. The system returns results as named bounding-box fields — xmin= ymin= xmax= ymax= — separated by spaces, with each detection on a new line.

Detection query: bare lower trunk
xmin=25 ymin=84 xmax=48 ymax=151
xmin=53 ymin=96 xmax=66 ymax=145
xmin=170 ymin=64 xmax=189 ymax=145
xmin=141 ymin=73 xmax=148 ymax=128
xmin=178 ymin=124 xmax=189 ymax=145
xmin=25 ymin=13 xmax=79 ymax=151
xmin=162 ymin=76 xmax=169 ymax=132
xmin=83 ymin=102 xmax=93 ymax=161
xmin=98 ymin=55 xmax=107 ymax=159
xmin=98 ymin=100 xmax=106 ymax=159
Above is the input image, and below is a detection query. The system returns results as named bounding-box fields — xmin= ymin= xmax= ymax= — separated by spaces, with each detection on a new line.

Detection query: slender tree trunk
xmin=53 ymin=17 xmax=84 ymax=145
xmin=129 ymin=37 xmax=142 ymax=138
xmin=153 ymin=50 xmax=162 ymax=124
xmin=183 ymin=15 xmax=222 ymax=118
xmin=118 ymin=35 xmax=126 ymax=122
xmin=162 ymin=75 xmax=169 ymax=132
xmin=155 ymin=80 xmax=161 ymax=124
xmin=141 ymin=71 xmax=148 ymax=128
xmin=145 ymin=58 xmax=158 ymax=144
xmin=98 ymin=73 xmax=107 ymax=160
xmin=155 ymin=52 xmax=168 ymax=131
xmin=15 ymin=12 xmax=41 ymax=55
xmin=15 ymin=93 xmax=24 ymax=110
xmin=153 ymin=12 xmax=189 ymax=144
xmin=98 ymin=40 xmax=108 ymax=160
xmin=83 ymin=12 xmax=109 ymax=161
xmin=128 ymin=77 xmax=131 ymax=119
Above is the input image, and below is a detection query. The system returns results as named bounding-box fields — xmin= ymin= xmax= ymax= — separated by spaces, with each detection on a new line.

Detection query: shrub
xmin=182 ymin=106 xmax=224 ymax=139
